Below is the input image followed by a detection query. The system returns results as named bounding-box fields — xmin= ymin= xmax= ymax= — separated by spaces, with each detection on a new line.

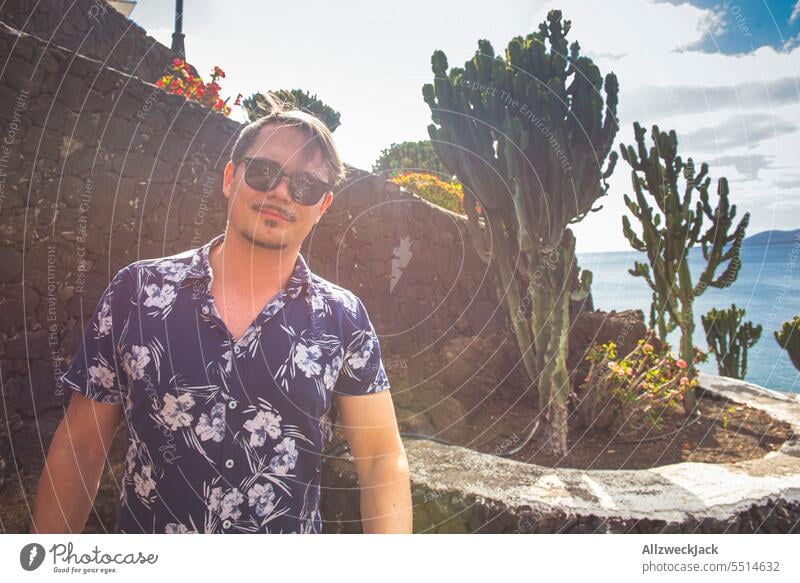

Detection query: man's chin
xmin=240 ymin=228 xmax=291 ymax=251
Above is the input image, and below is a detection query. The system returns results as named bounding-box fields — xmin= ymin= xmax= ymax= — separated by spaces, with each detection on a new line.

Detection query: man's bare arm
xmin=29 ymin=393 xmax=122 ymax=533
xmin=336 ymin=389 xmax=412 ymax=533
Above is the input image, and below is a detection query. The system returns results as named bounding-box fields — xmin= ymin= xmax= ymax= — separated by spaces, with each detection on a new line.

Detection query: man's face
xmin=222 ymin=123 xmax=333 ymax=252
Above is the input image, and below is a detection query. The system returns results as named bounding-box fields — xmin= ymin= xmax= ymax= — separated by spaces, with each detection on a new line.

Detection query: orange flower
xmin=676 ymin=359 xmax=688 ymax=369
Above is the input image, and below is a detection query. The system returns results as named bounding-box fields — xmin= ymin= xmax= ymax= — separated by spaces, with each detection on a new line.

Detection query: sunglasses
xmin=240 ymin=156 xmax=333 ymax=206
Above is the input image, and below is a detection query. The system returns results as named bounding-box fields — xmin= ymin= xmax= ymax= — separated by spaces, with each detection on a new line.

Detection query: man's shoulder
xmin=308 ymin=273 xmax=365 ymax=320
xmin=123 ymin=247 xmax=198 ymax=279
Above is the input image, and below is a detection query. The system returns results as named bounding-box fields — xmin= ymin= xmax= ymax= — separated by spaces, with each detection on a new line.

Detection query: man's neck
xmin=209 ymin=230 xmax=299 ymax=297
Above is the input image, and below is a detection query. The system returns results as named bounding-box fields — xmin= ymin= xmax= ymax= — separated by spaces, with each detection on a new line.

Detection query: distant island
xmin=742 ymin=229 xmax=800 ymax=247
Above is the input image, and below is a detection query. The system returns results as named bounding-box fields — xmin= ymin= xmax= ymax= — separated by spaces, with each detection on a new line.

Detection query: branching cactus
xmin=701 ymin=304 xmax=762 ymax=379
xmin=422 ymin=10 xmax=619 ymax=455
xmin=619 ymin=123 xmax=750 ymax=414
xmin=775 ymin=315 xmax=800 ymax=371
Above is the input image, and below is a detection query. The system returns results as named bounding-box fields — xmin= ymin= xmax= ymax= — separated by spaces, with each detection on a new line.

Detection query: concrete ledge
xmin=404 ymin=373 xmax=800 ymax=532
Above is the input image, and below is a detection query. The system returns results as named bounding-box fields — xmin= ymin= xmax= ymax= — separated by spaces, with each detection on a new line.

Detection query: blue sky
xmin=127 ymin=0 xmax=800 ymax=252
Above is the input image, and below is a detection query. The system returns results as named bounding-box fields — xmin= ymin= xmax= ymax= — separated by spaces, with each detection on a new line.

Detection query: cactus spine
xmin=701 ymin=304 xmax=762 ymax=379
xmin=619 ymin=123 xmax=750 ymax=414
xmin=422 ymin=10 xmax=619 ymax=455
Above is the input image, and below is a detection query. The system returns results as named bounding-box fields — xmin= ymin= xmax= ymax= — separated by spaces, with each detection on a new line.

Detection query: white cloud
xmin=790 ymin=1 xmax=800 ymax=25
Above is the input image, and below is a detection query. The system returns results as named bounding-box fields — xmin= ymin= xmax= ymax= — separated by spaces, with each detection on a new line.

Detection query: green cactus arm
xmin=775 ymin=316 xmax=800 ymax=371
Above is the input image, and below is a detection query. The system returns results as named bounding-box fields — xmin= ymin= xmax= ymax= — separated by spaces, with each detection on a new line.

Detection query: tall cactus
xmin=619 ymin=123 xmax=750 ymax=414
xmin=422 ymin=10 xmax=619 ymax=455
xmin=775 ymin=315 xmax=800 ymax=370
xmin=701 ymin=304 xmax=762 ymax=379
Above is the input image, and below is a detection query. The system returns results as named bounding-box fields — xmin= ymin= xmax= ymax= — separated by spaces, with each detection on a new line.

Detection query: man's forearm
xmin=30 ymin=438 xmax=107 ymax=533
xmin=358 ymin=452 xmax=412 ymax=533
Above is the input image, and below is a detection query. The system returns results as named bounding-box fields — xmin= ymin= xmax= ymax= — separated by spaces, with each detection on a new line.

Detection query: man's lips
xmin=256 ymin=207 xmax=292 ymax=221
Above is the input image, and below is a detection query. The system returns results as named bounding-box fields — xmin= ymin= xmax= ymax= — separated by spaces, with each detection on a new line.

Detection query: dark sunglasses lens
xmin=245 ymin=159 xmax=282 ymax=191
xmin=290 ymin=174 xmax=328 ymax=205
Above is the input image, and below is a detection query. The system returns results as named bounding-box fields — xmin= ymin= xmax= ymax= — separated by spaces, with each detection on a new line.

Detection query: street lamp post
xmin=171 ymin=0 xmax=186 ymax=58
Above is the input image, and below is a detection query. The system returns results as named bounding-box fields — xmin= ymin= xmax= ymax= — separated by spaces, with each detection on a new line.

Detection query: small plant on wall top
xmin=577 ymin=331 xmax=708 ymax=438
xmin=373 ymin=140 xmax=451 ymax=179
xmin=156 ymin=59 xmax=239 ymax=116
xmin=242 ymin=89 xmax=341 ymax=132
xmin=390 ymin=171 xmax=465 ymax=214
xmin=701 ymin=304 xmax=762 ymax=380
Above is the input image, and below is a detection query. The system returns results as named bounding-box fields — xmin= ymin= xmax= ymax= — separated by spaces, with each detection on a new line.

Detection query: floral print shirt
xmin=59 ymin=232 xmax=391 ymax=533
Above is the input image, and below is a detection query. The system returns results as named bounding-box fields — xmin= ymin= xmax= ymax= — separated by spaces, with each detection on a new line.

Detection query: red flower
xmin=158 ymin=61 xmax=234 ymax=117
xmin=676 ymin=359 xmax=688 ymax=369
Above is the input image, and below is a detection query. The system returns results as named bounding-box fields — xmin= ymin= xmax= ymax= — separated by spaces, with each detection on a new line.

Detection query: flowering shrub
xmin=390 ymin=171 xmax=465 ymax=214
xmin=575 ymin=330 xmax=708 ymax=438
xmin=156 ymin=59 xmax=241 ymax=116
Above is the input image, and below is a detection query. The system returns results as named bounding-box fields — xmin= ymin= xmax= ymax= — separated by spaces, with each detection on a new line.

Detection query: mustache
xmin=253 ymin=202 xmax=295 ymax=221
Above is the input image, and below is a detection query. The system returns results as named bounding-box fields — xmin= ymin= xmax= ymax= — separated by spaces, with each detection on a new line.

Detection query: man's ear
xmin=316 ymin=191 xmax=333 ymax=223
xmin=222 ymin=160 xmax=235 ymax=200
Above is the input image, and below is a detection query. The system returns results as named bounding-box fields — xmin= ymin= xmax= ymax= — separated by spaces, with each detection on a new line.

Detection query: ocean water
xmin=577 ymin=241 xmax=800 ymax=393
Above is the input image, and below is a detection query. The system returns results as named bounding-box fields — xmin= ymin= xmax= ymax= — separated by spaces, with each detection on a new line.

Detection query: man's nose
xmin=267 ymin=175 xmax=293 ymax=202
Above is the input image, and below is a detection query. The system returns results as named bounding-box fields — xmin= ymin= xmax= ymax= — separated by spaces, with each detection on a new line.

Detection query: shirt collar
xmin=179 ymin=232 xmax=314 ymax=299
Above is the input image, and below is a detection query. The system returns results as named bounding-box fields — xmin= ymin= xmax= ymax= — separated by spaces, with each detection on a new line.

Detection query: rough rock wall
xmin=0 ymin=0 xmax=193 ymax=83
xmin=0 ymin=20 xmax=237 ymax=427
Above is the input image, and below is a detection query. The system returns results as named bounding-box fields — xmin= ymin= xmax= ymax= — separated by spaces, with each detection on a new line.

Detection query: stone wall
xmin=323 ymin=374 xmax=800 ymax=534
xmin=0 ymin=0 xmax=193 ymax=83
xmin=0 ymin=19 xmax=238 ymax=426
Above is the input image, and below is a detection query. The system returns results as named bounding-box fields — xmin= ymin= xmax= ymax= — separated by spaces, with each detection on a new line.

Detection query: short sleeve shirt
xmin=59 ymin=232 xmax=391 ymax=533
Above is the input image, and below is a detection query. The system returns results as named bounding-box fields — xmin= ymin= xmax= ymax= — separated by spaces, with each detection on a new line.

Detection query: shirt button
xmin=225 ymin=458 xmax=234 ymax=468
xmin=201 ymin=305 xmax=209 ymax=315
xmin=233 ymin=345 xmax=241 ymax=354
xmin=228 ymin=400 xmax=238 ymax=410
xmin=222 ymin=519 xmax=232 ymax=529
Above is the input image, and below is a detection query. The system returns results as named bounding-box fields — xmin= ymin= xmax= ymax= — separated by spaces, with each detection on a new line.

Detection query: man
xmin=30 ymin=97 xmax=412 ymax=534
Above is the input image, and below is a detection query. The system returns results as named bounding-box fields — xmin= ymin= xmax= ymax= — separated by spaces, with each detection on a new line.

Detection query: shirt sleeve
xmin=332 ymin=295 xmax=391 ymax=397
xmin=59 ymin=265 xmax=132 ymax=405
